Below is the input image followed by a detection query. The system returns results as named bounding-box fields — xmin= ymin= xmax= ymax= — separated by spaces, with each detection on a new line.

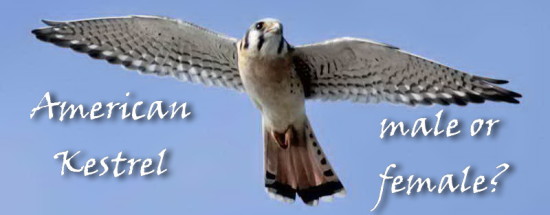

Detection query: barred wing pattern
xmin=32 ymin=16 xmax=244 ymax=91
xmin=293 ymin=38 xmax=521 ymax=106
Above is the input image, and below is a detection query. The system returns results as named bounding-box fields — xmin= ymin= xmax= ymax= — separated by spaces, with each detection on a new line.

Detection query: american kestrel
xmin=32 ymin=16 xmax=521 ymax=205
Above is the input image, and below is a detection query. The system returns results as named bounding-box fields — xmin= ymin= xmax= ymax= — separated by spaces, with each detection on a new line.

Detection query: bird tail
xmin=263 ymin=117 xmax=345 ymax=205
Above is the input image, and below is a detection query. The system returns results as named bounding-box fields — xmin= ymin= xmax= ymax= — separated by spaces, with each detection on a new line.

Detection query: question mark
xmin=491 ymin=163 xmax=510 ymax=192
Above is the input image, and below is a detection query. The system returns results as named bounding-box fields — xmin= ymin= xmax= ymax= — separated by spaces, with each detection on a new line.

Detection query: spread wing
xmin=32 ymin=16 xmax=243 ymax=91
xmin=293 ymin=37 xmax=521 ymax=106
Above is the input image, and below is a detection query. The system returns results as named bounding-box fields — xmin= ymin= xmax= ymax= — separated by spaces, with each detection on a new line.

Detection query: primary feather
xmin=293 ymin=37 xmax=521 ymax=106
xmin=32 ymin=15 xmax=244 ymax=91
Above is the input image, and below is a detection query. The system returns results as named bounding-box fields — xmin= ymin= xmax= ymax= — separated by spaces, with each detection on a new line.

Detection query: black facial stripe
xmin=277 ymin=37 xmax=285 ymax=54
xmin=243 ymin=30 xmax=250 ymax=49
xmin=257 ymin=34 xmax=265 ymax=51
xmin=286 ymin=43 xmax=294 ymax=52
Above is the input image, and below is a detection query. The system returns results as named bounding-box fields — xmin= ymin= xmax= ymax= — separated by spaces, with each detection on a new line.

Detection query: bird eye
xmin=255 ymin=22 xmax=264 ymax=30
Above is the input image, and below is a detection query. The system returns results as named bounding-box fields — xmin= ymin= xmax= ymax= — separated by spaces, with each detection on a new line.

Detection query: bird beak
xmin=265 ymin=23 xmax=281 ymax=35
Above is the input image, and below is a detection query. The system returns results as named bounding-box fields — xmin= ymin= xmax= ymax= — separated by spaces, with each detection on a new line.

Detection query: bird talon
xmin=271 ymin=131 xmax=287 ymax=149
xmin=271 ymin=126 xmax=294 ymax=149
xmin=284 ymin=126 xmax=294 ymax=148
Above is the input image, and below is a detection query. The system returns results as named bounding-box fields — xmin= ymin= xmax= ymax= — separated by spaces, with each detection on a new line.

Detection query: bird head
xmin=240 ymin=18 xmax=291 ymax=58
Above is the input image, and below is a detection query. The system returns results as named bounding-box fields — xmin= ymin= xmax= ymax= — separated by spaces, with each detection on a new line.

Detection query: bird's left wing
xmin=32 ymin=16 xmax=244 ymax=91
xmin=292 ymin=37 xmax=521 ymax=106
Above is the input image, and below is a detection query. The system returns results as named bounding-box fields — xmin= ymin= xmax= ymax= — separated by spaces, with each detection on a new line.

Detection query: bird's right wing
xmin=32 ymin=15 xmax=244 ymax=91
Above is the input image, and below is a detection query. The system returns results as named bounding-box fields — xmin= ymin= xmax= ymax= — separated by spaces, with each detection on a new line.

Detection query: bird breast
xmin=238 ymin=55 xmax=306 ymax=130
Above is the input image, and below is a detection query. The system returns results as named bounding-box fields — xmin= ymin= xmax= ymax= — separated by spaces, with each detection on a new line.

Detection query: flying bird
xmin=32 ymin=15 xmax=521 ymax=205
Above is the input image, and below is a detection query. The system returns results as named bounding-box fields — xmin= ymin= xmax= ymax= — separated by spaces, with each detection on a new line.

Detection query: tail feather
xmin=264 ymin=117 xmax=345 ymax=205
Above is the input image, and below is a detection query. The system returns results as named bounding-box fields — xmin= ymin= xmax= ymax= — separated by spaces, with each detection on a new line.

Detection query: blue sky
xmin=0 ymin=0 xmax=548 ymax=214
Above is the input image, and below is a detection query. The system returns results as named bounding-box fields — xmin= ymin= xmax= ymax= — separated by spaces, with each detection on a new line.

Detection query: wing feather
xmin=32 ymin=15 xmax=244 ymax=91
xmin=292 ymin=37 xmax=521 ymax=106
